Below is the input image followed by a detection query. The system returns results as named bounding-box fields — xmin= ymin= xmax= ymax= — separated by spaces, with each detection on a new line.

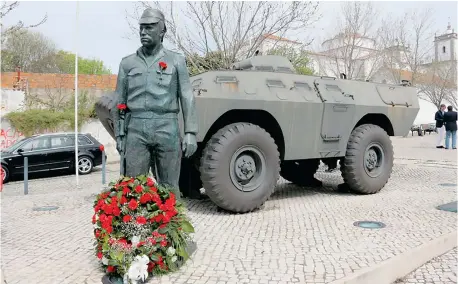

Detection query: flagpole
xmin=74 ymin=0 xmax=79 ymax=187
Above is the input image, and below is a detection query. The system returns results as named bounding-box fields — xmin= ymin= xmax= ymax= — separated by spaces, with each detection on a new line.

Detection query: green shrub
xmin=5 ymin=90 xmax=98 ymax=137
xmin=5 ymin=109 xmax=90 ymax=137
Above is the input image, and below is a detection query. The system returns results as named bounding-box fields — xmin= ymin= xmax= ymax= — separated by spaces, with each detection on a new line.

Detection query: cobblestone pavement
xmin=1 ymin=134 xmax=456 ymax=284
xmin=394 ymin=248 xmax=457 ymax=284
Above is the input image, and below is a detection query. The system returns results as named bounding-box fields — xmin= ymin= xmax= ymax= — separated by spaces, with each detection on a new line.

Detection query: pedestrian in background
xmin=443 ymin=105 xmax=457 ymax=149
xmin=434 ymin=104 xmax=446 ymax=148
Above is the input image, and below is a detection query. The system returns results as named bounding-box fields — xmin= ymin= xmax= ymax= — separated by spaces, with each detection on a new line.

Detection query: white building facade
xmin=308 ymin=23 xmax=457 ymax=84
xmin=435 ymin=23 xmax=457 ymax=63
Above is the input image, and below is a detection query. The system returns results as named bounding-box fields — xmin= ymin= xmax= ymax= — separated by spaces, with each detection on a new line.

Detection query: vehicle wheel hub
xmin=364 ymin=143 xmax=384 ymax=178
xmin=79 ymin=158 xmax=92 ymax=173
xmin=235 ymin=155 xmax=256 ymax=180
xmin=229 ymin=146 xmax=266 ymax=192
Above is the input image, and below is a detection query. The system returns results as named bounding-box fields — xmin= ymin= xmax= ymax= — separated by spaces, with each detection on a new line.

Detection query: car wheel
xmin=1 ymin=165 xmax=9 ymax=183
xmin=78 ymin=156 xmax=93 ymax=175
xmin=341 ymin=124 xmax=394 ymax=194
xmin=200 ymin=122 xmax=280 ymax=213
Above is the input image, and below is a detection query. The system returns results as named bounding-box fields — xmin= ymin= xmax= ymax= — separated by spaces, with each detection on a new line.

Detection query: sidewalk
xmin=1 ymin=134 xmax=456 ymax=284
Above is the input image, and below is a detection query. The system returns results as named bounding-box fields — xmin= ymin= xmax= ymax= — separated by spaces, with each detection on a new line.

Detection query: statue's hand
xmin=116 ymin=136 xmax=123 ymax=154
xmin=182 ymin=133 xmax=197 ymax=158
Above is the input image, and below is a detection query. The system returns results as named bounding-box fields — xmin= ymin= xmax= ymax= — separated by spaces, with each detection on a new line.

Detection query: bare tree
xmin=417 ymin=61 xmax=457 ymax=109
xmin=446 ymin=90 xmax=458 ymax=110
xmin=0 ymin=1 xmax=47 ymax=44
xmin=24 ymin=75 xmax=70 ymax=110
xmin=313 ymin=2 xmax=383 ymax=80
xmin=1 ymin=29 xmax=58 ymax=73
xmin=125 ymin=1 xmax=320 ymax=72
xmin=377 ymin=8 xmax=435 ymax=86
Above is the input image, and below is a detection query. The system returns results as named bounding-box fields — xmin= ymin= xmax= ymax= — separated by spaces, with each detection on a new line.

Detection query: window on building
xmin=443 ymin=46 xmax=446 ymax=53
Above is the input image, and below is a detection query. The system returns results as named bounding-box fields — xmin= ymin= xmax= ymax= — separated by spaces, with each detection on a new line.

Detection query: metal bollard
xmin=100 ymin=145 xmax=106 ymax=185
xmin=24 ymin=156 xmax=28 ymax=195
xmin=102 ymin=152 xmax=106 ymax=185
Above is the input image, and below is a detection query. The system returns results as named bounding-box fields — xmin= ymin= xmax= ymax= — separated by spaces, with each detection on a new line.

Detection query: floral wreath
xmin=93 ymin=175 xmax=195 ymax=283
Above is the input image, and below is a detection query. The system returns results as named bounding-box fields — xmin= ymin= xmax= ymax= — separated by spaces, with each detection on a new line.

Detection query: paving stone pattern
xmin=1 ymin=134 xmax=457 ymax=284
xmin=395 ymin=248 xmax=457 ymax=284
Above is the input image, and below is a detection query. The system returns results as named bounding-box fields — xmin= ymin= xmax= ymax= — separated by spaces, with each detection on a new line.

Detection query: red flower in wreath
xmin=117 ymin=103 xmax=127 ymax=110
xmin=159 ymin=61 xmax=167 ymax=70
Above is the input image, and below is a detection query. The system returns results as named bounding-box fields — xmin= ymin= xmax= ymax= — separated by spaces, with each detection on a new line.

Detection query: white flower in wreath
xmin=131 ymin=235 xmax=141 ymax=247
xmin=171 ymin=256 xmax=178 ymax=263
xmin=127 ymin=255 xmax=149 ymax=284
xmin=148 ymin=175 xmax=157 ymax=184
xmin=166 ymin=246 xmax=176 ymax=256
xmin=101 ymin=256 xmax=109 ymax=265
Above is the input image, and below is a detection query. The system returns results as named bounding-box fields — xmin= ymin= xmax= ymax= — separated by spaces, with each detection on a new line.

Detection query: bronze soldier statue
xmin=96 ymin=8 xmax=198 ymax=196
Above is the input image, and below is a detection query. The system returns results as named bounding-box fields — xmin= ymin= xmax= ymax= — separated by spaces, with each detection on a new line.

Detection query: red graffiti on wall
xmin=0 ymin=128 xmax=24 ymax=149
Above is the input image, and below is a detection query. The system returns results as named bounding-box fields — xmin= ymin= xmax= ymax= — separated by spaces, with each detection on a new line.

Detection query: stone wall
xmin=2 ymin=72 xmax=117 ymax=102
xmin=1 ymin=72 xmax=117 ymax=90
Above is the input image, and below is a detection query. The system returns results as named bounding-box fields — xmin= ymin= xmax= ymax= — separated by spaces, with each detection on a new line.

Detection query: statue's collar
xmin=137 ymin=45 xmax=165 ymax=67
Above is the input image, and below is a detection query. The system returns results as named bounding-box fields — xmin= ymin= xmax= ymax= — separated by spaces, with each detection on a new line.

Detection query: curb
xmin=330 ymin=231 xmax=458 ymax=284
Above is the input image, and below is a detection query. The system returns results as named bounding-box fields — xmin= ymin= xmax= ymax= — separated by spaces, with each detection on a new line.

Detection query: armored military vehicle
xmin=97 ymin=55 xmax=420 ymax=214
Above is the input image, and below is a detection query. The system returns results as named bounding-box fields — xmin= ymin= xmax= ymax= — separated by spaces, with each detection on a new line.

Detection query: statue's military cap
xmin=139 ymin=8 xmax=165 ymax=24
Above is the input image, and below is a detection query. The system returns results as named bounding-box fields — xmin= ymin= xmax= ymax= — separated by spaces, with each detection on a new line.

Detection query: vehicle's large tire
xmin=280 ymin=159 xmax=321 ymax=186
xmin=341 ymin=124 xmax=394 ymax=194
xmin=200 ymin=123 xmax=280 ymax=213
xmin=1 ymin=164 xmax=9 ymax=184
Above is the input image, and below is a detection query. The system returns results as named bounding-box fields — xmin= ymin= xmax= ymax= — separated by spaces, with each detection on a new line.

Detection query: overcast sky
xmin=3 ymin=0 xmax=457 ymax=73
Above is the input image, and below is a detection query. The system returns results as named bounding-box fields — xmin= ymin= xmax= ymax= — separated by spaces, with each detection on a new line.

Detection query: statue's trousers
xmin=124 ymin=114 xmax=182 ymax=196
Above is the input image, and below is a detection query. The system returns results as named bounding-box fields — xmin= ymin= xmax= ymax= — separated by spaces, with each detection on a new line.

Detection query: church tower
xmin=434 ymin=22 xmax=457 ymax=62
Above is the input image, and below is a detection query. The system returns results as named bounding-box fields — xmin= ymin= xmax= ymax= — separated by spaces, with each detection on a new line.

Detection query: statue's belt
xmin=129 ymin=111 xmax=179 ymax=119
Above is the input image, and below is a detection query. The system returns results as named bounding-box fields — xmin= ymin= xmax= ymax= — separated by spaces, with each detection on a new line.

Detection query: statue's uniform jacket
xmin=113 ymin=46 xmax=198 ymax=190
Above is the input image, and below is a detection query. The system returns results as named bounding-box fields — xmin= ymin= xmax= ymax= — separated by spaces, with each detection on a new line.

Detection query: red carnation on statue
xmin=159 ymin=61 xmax=167 ymax=70
xmin=117 ymin=103 xmax=127 ymax=110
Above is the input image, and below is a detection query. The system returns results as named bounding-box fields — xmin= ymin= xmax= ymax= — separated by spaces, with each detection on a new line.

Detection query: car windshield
xmin=2 ymin=137 xmax=30 ymax=152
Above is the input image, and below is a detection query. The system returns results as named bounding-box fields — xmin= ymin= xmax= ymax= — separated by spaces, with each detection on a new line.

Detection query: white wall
xmin=414 ymin=100 xmax=438 ymax=125
xmin=1 ymin=90 xmax=25 ymax=114
xmin=80 ymin=120 xmax=119 ymax=163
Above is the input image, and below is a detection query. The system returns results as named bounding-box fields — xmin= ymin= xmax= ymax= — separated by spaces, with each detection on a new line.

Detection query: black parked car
xmin=1 ymin=132 xmax=107 ymax=183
